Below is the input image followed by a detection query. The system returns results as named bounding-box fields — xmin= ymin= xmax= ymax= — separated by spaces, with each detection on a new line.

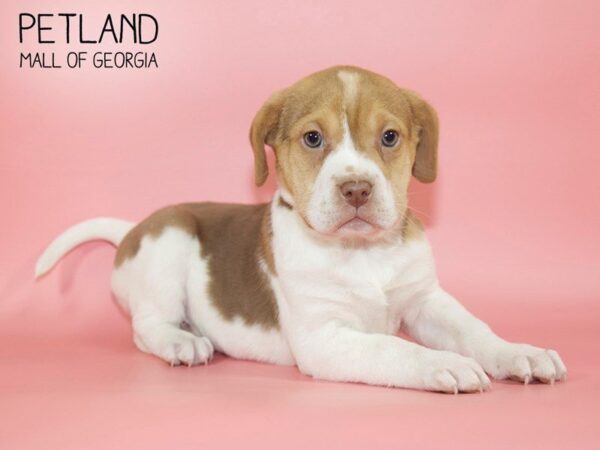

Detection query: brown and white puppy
xmin=36 ymin=66 xmax=566 ymax=393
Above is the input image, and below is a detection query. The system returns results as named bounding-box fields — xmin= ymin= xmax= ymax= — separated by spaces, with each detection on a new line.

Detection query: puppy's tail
xmin=34 ymin=218 xmax=135 ymax=279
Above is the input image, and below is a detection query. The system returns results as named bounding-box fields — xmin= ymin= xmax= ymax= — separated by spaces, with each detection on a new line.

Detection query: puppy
xmin=36 ymin=66 xmax=566 ymax=393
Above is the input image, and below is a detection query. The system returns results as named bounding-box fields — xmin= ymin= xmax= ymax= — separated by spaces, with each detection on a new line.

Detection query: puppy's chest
xmin=334 ymin=246 xmax=430 ymax=318
xmin=279 ymin=234 xmax=429 ymax=287
xmin=275 ymin=235 xmax=433 ymax=332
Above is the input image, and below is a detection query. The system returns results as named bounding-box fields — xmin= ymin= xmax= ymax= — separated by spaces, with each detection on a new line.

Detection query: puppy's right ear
xmin=249 ymin=91 xmax=285 ymax=187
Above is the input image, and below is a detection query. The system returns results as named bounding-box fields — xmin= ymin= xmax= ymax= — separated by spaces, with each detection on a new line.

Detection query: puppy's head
xmin=250 ymin=66 xmax=438 ymax=240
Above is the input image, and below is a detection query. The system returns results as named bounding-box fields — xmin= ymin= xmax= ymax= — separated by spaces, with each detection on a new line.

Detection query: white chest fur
xmin=270 ymin=193 xmax=438 ymax=337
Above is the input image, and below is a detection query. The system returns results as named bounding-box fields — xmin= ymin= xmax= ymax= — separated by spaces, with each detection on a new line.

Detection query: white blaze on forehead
xmin=337 ymin=119 xmax=369 ymax=175
xmin=337 ymin=70 xmax=360 ymax=107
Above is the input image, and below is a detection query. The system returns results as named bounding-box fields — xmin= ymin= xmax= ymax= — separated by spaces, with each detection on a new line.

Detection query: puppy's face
xmin=251 ymin=66 xmax=438 ymax=240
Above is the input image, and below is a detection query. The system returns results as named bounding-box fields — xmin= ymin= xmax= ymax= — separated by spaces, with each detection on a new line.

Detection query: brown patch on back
xmin=115 ymin=203 xmax=279 ymax=329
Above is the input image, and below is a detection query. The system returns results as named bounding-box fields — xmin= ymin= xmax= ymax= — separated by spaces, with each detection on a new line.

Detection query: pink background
xmin=1 ymin=0 xmax=599 ymax=448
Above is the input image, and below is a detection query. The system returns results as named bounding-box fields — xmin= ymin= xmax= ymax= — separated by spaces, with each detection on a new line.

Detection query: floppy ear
xmin=404 ymin=90 xmax=439 ymax=183
xmin=249 ymin=91 xmax=285 ymax=186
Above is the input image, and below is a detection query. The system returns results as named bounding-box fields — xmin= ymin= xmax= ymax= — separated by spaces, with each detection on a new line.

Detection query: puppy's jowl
xmin=36 ymin=66 xmax=566 ymax=393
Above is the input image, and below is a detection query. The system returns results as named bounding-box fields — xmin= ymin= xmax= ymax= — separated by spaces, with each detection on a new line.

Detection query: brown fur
xmin=277 ymin=196 xmax=293 ymax=210
xmin=402 ymin=210 xmax=424 ymax=242
xmin=115 ymin=203 xmax=279 ymax=329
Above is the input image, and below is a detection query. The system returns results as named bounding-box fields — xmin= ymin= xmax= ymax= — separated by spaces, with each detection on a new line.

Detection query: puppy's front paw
xmin=422 ymin=351 xmax=491 ymax=394
xmin=485 ymin=344 xmax=567 ymax=384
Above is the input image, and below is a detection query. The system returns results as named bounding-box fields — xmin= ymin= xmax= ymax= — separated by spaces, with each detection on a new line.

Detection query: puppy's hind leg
xmin=132 ymin=303 xmax=214 ymax=366
xmin=120 ymin=228 xmax=214 ymax=366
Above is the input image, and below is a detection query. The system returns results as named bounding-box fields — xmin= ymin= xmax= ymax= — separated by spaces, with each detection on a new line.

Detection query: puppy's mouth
xmin=301 ymin=201 xmax=393 ymax=238
xmin=335 ymin=215 xmax=378 ymax=234
xmin=328 ymin=206 xmax=391 ymax=237
xmin=301 ymin=210 xmax=383 ymax=238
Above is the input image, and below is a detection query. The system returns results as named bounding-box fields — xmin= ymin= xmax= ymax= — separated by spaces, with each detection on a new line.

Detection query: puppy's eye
xmin=381 ymin=130 xmax=399 ymax=147
xmin=303 ymin=131 xmax=323 ymax=148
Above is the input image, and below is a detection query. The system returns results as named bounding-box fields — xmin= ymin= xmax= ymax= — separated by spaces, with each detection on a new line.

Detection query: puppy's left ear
xmin=404 ymin=90 xmax=439 ymax=183
xmin=249 ymin=91 xmax=285 ymax=187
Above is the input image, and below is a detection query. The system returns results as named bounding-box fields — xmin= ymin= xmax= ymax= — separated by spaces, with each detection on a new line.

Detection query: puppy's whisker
xmin=407 ymin=205 xmax=431 ymax=219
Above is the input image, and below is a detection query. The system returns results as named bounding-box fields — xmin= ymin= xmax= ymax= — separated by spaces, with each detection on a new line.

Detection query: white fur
xmin=35 ymin=218 xmax=134 ymax=278
xmin=111 ymin=227 xmax=213 ymax=365
xmin=337 ymin=70 xmax=360 ymax=106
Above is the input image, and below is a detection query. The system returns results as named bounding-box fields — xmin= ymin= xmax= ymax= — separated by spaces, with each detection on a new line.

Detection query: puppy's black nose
xmin=339 ymin=180 xmax=372 ymax=208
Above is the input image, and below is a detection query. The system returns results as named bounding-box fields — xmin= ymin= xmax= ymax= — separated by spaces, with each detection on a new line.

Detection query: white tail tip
xmin=34 ymin=258 xmax=51 ymax=279
xmin=34 ymin=217 xmax=135 ymax=279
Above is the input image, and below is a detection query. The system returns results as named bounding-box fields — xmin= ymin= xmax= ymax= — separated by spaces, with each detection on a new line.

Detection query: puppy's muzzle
xmin=339 ymin=180 xmax=372 ymax=208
